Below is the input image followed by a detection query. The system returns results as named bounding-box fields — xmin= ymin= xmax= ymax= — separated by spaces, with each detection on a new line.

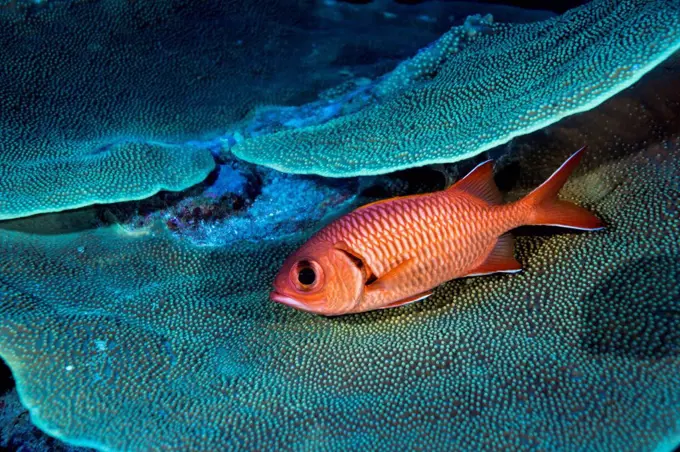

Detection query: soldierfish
xmin=270 ymin=147 xmax=603 ymax=316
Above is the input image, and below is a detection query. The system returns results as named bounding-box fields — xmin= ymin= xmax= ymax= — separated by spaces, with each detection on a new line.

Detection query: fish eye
xmin=290 ymin=259 xmax=323 ymax=292
xmin=298 ymin=266 xmax=316 ymax=285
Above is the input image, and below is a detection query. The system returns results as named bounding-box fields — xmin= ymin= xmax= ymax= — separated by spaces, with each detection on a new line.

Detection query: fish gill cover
xmin=0 ymin=0 xmax=679 ymax=451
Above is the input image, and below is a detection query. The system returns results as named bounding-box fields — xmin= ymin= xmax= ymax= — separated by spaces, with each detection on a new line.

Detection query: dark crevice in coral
xmin=0 ymin=359 xmax=13 ymax=395
xmin=201 ymin=165 xmax=222 ymax=187
xmin=0 ymin=157 xmax=364 ymax=244
xmin=0 ymin=208 xmax=104 ymax=236
xmin=359 ymin=164 xmax=452 ymax=200
xmin=98 ymin=160 xmax=263 ymax=232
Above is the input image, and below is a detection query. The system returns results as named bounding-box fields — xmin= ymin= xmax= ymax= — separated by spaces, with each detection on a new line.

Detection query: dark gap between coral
xmin=0 ymin=358 xmax=14 ymax=395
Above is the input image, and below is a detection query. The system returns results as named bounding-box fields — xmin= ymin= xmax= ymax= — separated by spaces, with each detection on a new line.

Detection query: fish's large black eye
xmin=298 ymin=266 xmax=316 ymax=285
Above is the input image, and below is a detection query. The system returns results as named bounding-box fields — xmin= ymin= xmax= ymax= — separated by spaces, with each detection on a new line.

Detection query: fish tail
xmin=521 ymin=146 xmax=604 ymax=231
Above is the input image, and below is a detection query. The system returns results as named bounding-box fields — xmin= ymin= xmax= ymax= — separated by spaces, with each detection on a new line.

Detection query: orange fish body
xmin=271 ymin=147 xmax=603 ymax=316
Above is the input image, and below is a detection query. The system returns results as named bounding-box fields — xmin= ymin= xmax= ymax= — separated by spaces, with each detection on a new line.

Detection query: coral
xmin=1 ymin=388 xmax=91 ymax=452
xmin=0 ymin=141 xmax=215 ymax=221
xmin=0 ymin=55 xmax=679 ymax=450
xmin=232 ymin=0 xmax=680 ymax=176
xmin=0 ymin=0 xmax=466 ymax=220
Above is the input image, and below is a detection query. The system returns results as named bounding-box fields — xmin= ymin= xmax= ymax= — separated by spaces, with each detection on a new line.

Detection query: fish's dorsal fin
xmin=465 ymin=233 xmax=522 ymax=276
xmin=354 ymin=193 xmax=423 ymax=213
xmin=447 ymin=160 xmax=503 ymax=205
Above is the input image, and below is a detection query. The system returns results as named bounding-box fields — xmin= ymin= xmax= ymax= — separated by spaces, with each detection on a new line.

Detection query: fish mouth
xmin=270 ymin=291 xmax=315 ymax=312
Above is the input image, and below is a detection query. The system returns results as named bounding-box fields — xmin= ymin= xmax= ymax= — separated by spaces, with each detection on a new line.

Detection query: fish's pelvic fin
xmin=466 ymin=233 xmax=522 ymax=277
xmin=522 ymin=146 xmax=604 ymax=231
xmin=379 ymin=290 xmax=433 ymax=310
xmin=447 ymin=160 xmax=503 ymax=205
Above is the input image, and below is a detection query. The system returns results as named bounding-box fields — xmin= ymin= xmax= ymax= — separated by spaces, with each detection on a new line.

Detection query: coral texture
xmin=0 ymin=142 xmax=215 ymax=221
xmin=232 ymin=0 xmax=680 ymax=176
xmin=0 ymin=0 xmax=450 ymax=220
xmin=1 ymin=388 xmax=90 ymax=452
xmin=0 ymin=55 xmax=678 ymax=450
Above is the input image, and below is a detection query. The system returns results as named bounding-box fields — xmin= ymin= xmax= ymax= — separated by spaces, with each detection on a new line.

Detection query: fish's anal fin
xmin=447 ymin=160 xmax=503 ymax=205
xmin=379 ymin=290 xmax=434 ymax=310
xmin=465 ymin=233 xmax=522 ymax=277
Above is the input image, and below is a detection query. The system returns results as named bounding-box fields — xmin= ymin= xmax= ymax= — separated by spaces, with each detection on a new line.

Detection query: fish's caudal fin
xmin=522 ymin=146 xmax=604 ymax=231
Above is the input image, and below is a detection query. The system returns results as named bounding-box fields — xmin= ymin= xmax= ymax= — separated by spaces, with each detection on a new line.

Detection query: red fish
xmin=270 ymin=147 xmax=603 ymax=316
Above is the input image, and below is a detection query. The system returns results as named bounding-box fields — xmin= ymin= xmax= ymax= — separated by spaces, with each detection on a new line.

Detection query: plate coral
xmin=0 ymin=0 xmax=679 ymax=450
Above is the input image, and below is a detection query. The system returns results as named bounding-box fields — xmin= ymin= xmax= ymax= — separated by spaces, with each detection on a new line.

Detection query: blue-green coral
xmin=0 ymin=55 xmax=679 ymax=449
xmin=1 ymin=1 xmax=679 ymax=450
xmin=232 ymin=0 xmax=680 ymax=176
xmin=0 ymin=0 xmax=447 ymax=220
xmin=0 ymin=141 xmax=214 ymax=221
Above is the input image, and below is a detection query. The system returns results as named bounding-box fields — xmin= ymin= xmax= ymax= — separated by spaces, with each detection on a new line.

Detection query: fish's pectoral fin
xmin=379 ymin=290 xmax=434 ymax=310
xmin=365 ymin=257 xmax=418 ymax=292
xmin=447 ymin=160 xmax=503 ymax=205
xmin=465 ymin=233 xmax=522 ymax=277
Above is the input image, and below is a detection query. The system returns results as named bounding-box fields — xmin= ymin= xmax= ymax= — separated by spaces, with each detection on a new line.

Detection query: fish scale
xmin=330 ymin=194 xmax=503 ymax=290
xmin=271 ymin=147 xmax=604 ymax=315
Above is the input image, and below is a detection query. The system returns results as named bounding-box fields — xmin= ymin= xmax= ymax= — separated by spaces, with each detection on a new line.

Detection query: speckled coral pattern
xmin=232 ymin=0 xmax=680 ymax=176
xmin=0 ymin=142 xmax=215 ymax=221
xmin=1 ymin=0 xmax=419 ymax=220
xmin=1 ymin=59 xmax=679 ymax=449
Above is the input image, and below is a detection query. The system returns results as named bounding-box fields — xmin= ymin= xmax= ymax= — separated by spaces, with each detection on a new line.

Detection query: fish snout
xmin=270 ymin=291 xmax=312 ymax=311
xmin=269 ymin=291 xmax=287 ymax=304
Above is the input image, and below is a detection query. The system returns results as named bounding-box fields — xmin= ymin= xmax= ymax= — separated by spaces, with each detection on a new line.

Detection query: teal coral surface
xmin=1 ymin=54 xmax=679 ymax=449
xmin=0 ymin=0 xmax=447 ymax=220
xmin=1 ymin=0 xmax=680 ymax=450
xmin=0 ymin=141 xmax=215 ymax=221
xmin=232 ymin=0 xmax=680 ymax=176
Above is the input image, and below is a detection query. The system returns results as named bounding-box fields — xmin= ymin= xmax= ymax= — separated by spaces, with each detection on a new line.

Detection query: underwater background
xmin=0 ymin=0 xmax=679 ymax=450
